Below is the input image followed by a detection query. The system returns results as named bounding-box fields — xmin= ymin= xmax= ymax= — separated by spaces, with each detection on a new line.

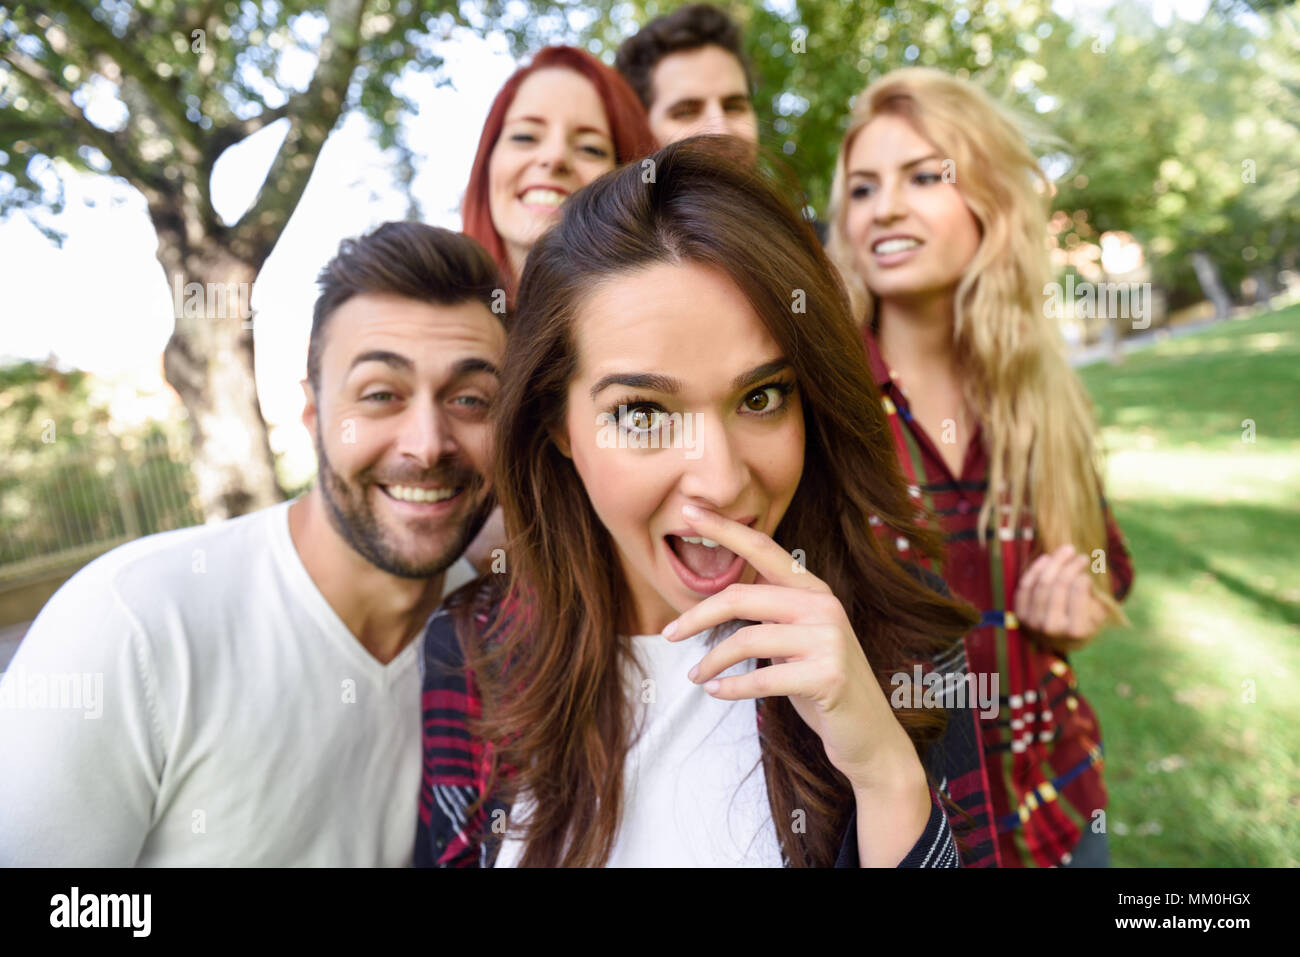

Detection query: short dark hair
xmin=614 ymin=3 xmax=754 ymax=110
xmin=308 ymin=222 xmax=504 ymax=389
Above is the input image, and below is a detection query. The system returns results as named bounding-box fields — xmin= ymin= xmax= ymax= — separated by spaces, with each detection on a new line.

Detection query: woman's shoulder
xmin=421 ymin=572 xmax=530 ymax=682
xmin=892 ymin=559 xmax=970 ymax=671
xmin=422 ymin=575 xmax=491 ymax=679
xmin=899 ymin=560 xmax=952 ymax=600
xmin=417 ymin=575 xmax=520 ymax=868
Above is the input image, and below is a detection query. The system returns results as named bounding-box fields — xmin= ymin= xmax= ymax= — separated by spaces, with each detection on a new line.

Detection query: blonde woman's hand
xmin=1014 ymin=544 xmax=1108 ymax=654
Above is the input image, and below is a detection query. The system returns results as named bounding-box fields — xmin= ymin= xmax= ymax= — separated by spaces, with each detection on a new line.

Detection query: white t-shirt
xmin=0 ymin=501 xmax=475 ymax=866
xmin=493 ymin=624 xmax=784 ymax=867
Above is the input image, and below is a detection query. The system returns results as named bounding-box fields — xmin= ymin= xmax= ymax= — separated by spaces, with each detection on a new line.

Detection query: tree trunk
xmin=1190 ymin=250 xmax=1233 ymax=319
xmin=1251 ymin=269 xmax=1277 ymax=303
xmin=158 ymin=237 xmax=283 ymax=521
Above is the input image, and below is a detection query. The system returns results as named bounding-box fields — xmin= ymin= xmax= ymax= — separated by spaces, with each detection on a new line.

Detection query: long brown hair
xmin=459 ymin=136 xmax=978 ymax=867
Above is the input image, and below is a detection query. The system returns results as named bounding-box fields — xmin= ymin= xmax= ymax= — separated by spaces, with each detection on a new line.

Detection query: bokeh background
xmin=1 ymin=0 xmax=1296 ymax=865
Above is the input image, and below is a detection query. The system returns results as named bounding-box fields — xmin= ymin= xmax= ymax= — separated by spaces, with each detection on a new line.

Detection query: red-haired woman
xmin=458 ymin=46 xmax=656 ymax=571
xmin=461 ymin=45 xmax=656 ymax=298
xmin=417 ymin=138 xmax=981 ymax=868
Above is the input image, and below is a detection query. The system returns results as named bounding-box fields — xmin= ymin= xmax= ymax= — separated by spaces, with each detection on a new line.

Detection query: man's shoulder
xmin=14 ymin=503 xmax=293 ymax=687
xmin=52 ymin=502 xmax=290 ymax=619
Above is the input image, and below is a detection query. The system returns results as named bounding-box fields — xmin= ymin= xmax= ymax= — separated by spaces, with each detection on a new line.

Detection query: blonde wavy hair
xmin=826 ymin=67 xmax=1125 ymax=624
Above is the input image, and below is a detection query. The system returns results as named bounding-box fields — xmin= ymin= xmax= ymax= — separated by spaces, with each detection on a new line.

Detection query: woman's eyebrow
xmin=590 ymin=372 xmax=681 ymax=399
xmin=509 ymin=116 xmax=610 ymax=139
xmin=588 ymin=359 xmax=790 ymax=401
xmin=732 ymin=359 xmax=790 ymax=390
xmin=849 ymin=153 xmax=942 ymax=178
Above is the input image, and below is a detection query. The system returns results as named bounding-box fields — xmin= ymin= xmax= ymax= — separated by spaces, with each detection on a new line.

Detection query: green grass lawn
xmin=1072 ymin=303 xmax=1300 ymax=867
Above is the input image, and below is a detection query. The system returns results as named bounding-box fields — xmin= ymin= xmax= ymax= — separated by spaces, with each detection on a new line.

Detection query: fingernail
xmin=682 ymin=504 xmax=702 ymax=520
xmin=704 ymin=680 xmax=721 ymax=694
xmin=662 ymin=619 xmax=678 ymax=638
xmin=687 ymin=664 xmax=699 ymax=682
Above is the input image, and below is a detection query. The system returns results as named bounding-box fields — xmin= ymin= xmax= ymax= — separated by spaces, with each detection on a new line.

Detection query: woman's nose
xmin=873 ymin=177 xmax=905 ymax=222
xmin=676 ymin=415 xmax=748 ymax=509
xmin=536 ymin=132 xmax=572 ymax=174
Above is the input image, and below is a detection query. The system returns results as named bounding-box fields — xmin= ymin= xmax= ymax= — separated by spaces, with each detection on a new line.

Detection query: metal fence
xmin=0 ymin=432 xmax=203 ymax=587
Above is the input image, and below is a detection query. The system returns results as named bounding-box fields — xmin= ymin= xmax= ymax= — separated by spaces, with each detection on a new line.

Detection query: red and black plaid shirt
xmin=863 ymin=327 xmax=1135 ymax=867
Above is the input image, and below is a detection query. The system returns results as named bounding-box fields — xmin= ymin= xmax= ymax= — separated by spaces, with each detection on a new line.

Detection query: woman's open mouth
xmin=663 ymin=525 xmax=751 ymax=595
xmin=871 ymin=235 xmax=924 ymax=266
xmin=518 ymin=186 xmax=568 ymax=213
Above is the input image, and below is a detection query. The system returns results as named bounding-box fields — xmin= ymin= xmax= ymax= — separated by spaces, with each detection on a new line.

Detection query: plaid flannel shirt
xmin=862 ymin=327 xmax=1135 ymax=868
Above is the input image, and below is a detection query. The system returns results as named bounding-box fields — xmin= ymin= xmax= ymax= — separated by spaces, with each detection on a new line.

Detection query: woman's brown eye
xmin=624 ymin=407 xmax=658 ymax=432
xmin=742 ymin=385 xmax=787 ymax=414
xmin=746 ymin=387 xmax=779 ymax=412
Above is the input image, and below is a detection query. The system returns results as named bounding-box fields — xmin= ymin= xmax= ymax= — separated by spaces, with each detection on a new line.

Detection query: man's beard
xmin=314 ymin=426 xmax=494 ymax=580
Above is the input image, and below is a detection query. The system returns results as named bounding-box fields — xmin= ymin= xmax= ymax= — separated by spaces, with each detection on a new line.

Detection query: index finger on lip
xmin=678 ymin=504 xmax=825 ymax=593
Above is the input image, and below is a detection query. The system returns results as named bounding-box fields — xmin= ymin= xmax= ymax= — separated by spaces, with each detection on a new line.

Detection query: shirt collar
xmin=860 ymin=322 xmax=892 ymax=388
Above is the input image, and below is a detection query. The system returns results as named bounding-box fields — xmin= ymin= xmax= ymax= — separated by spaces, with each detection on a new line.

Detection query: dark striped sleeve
xmin=834 ymin=788 xmax=960 ymax=868
xmin=415 ymin=605 xmax=484 ymax=867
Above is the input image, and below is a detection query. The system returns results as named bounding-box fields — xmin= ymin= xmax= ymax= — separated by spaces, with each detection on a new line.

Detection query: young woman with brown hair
xmin=417 ymin=137 xmax=980 ymax=868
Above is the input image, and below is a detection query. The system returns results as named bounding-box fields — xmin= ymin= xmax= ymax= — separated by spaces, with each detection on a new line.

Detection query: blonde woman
xmin=827 ymin=67 xmax=1135 ymax=868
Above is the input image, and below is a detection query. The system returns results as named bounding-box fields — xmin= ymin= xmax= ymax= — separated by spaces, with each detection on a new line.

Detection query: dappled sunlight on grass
xmin=1150 ymin=328 xmax=1296 ymax=358
xmin=1081 ymin=305 xmax=1300 ymax=449
xmin=1068 ymin=304 xmax=1300 ymax=866
xmin=1104 ymin=449 xmax=1300 ymax=506
xmin=1146 ymin=586 xmax=1296 ymax=690
xmin=1073 ymin=566 xmax=1300 ymax=865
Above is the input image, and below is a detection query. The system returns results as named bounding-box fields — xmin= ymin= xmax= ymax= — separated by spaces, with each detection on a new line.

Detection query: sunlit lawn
xmin=1072 ymin=303 xmax=1300 ymax=867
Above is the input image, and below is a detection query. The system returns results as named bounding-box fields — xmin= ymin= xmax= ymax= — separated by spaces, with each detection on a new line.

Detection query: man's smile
xmin=377 ymin=483 xmax=462 ymax=504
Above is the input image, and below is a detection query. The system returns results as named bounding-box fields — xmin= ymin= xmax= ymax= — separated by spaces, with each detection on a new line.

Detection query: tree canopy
xmin=3 ymin=0 xmax=1295 ymax=515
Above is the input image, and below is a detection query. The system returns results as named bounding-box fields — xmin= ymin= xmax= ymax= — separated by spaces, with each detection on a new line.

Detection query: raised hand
xmin=661 ymin=504 xmax=921 ymax=798
xmin=1013 ymin=544 xmax=1108 ymax=654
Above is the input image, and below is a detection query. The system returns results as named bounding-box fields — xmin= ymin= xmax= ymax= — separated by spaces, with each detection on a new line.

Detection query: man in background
xmin=617 ymin=4 xmax=830 ymax=242
xmin=615 ymin=3 xmax=759 ymax=161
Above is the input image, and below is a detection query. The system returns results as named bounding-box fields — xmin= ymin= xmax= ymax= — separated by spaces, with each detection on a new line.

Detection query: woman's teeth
xmin=520 ymin=188 xmax=566 ymax=207
xmin=669 ymin=534 xmax=737 ymax=580
xmin=382 ymin=484 xmax=458 ymax=503
xmin=873 ymin=237 xmax=921 ymax=254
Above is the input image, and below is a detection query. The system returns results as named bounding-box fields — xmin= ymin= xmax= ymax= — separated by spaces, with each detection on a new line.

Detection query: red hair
xmin=461 ymin=46 xmax=656 ymax=294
